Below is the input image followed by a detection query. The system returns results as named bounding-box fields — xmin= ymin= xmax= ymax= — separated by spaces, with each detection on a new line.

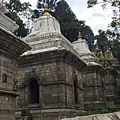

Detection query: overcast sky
xmin=20 ymin=0 xmax=113 ymax=35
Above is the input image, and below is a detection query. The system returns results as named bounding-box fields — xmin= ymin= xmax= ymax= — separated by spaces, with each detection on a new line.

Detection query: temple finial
xmin=96 ymin=44 xmax=99 ymax=49
xmin=78 ymin=32 xmax=82 ymax=40
xmin=106 ymin=46 xmax=109 ymax=51
xmin=43 ymin=3 xmax=50 ymax=16
xmin=94 ymin=44 xmax=100 ymax=52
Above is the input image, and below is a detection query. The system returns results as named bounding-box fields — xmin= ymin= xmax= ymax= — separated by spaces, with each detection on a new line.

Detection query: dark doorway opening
xmin=74 ymin=80 xmax=78 ymax=104
xmin=29 ymin=79 xmax=39 ymax=104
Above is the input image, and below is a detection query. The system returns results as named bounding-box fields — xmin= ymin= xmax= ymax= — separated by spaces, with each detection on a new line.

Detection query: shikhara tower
xmin=16 ymin=4 xmax=85 ymax=119
xmin=73 ymin=32 xmax=107 ymax=110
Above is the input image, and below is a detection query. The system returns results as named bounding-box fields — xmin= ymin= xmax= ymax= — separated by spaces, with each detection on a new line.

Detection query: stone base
xmin=16 ymin=109 xmax=85 ymax=120
xmin=106 ymin=95 xmax=119 ymax=104
xmin=61 ymin=112 xmax=120 ymax=120
xmin=0 ymin=115 xmax=15 ymax=120
xmin=84 ymin=101 xmax=105 ymax=111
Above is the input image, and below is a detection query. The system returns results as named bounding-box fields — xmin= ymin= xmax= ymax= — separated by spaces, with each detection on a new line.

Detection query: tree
xmin=79 ymin=21 xmax=94 ymax=50
xmin=37 ymin=0 xmax=58 ymax=11
xmin=87 ymin=0 xmax=120 ymax=36
xmin=110 ymin=40 xmax=120 ymax=62
xmin=87 ymin=0 xmax=120 ymax=34
xmin=87 ymin=0 xmax=120 ymax=62
xmin=87 ymin=0 xmax=120 ymax=8
xmin=53 ymin=0 xmax=94 ymax=48
xmin=32 ymin=0 xmax=94 ymax=49
xmin=95 ymin=30 xmax=111 ymax=51
xmin=32 ymin=0 xmax=58 ymax=18
xmin=3 ymin=0 xmax=32 ymax=37
xmin=52 ymin=0 xmax=69 ymax=19
xmin=55 ymin=4 xmax=79 ymax=42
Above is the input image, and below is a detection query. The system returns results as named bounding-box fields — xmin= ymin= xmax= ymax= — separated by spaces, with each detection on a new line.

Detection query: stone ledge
xmin=61 ymin=112 xmax=120 ymax=120
xmin=0 ymin=89 xmax=19 ymax=96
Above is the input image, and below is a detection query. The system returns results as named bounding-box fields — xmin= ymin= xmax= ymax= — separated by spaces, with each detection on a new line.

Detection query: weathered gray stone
xmin=61 ymin=112 xmax=120 ymax=120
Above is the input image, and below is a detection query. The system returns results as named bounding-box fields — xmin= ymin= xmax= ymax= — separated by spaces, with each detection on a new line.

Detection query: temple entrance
xmin=29 ymin=79 xmax=39 ymax=104
xmin=74 ymin=80 xmax=78 ymax=104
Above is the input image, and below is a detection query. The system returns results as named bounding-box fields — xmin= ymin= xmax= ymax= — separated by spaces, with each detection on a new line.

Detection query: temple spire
xmin=78 ymin=32 xmax=82 ymax=40
xmin=106 ymin=46 xmax=109 ymax=51
xmin=95 ymin=44 xmax=100 ymax=52
xmin=43 ymin=3 xmax=50 ymax=16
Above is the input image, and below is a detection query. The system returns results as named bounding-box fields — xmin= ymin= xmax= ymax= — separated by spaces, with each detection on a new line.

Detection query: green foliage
xmin=52 ymin=0 xmax=69 ymax=18
xmin=80 ymin=23 xmax=94 ymax=50
xmin=110 ymin=40 xmax=120 ymax=62
xmin=3 ymin=0 xmax=31 ymax=37
xmin=37 ymin=0 xmax=58 ymax=11
xmin=87 ymin=0 xmax=97 ymax=8
xmin=95 ymin=29 xmax=120 ymax=62
xmin=54 ymin=4 xmax=79 ymax=42
xmin=69 ymin=110 xmax=108 ymax=116
xmin=87 ymin=0 xmax=120 ymax=33
xmin=5 ymin=0 xmax=22 ymax=12
xmin=105 ymin=102 xmax=120 ymax=112
xmin=33 ymin=0 xmax=95 ymax=48
xmin=34 ymin=0 xmax=58 ymax=17
xmin=87 ymin=0 xmax=120 ymax=62
xmin=106 ymin=17 xmax=120 ymax=62
xmin=70 ymin=103 xmax=120 ymax=116
xmin=5 ymin=12 xmax=28 ymax=37
xmin=5 ymin=0 xmax=31 ymax=13
xmin=53 ymin=0 xmax=94 ymax=48
xmin=95 ymin=30 xmax=110 ymax=51
xmin=87 ymin=0 xmax=120 ymax=8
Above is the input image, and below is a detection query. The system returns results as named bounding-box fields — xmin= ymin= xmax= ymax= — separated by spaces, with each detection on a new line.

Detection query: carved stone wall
xmin=104 ymin=69 xmax=118 ymax=103
xmin=115 ymin=66 xmax=120 ymax=97
xmin=82 ymin=66 xmax=106 ymax=110
xmin=0 ymin=24 xmax=30 ymax=119
xmin=0 ymin=54 xmax=18 ymax=90
xmin=0 ymin=52 xmax=18 ymax=120
xmin=16 ymin=50 xmax=86 ymax=118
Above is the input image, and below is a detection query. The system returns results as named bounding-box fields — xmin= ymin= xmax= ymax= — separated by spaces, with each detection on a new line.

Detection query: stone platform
xmin=61 ymin=112 xmax=120 ymax=120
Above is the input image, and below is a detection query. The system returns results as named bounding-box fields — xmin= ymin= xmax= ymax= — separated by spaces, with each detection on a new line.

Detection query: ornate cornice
xmin=0 ymin=28 xmax=31 ymax=59
xmin=83 ymin=64 xmax=107 ymax=76
xmin=19 ymin=49 xmax=86 ymax=71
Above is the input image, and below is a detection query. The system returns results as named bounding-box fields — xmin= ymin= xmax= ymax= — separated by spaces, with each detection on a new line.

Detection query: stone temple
xmin=0 ymin=3 xmax=120 ymax=120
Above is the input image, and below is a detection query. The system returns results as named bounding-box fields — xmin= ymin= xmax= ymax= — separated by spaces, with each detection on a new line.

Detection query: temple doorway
xmin=29 ymin=79 xmax=39 ymax=104
xmin=74 ymin=80 xmax=78 ymax=104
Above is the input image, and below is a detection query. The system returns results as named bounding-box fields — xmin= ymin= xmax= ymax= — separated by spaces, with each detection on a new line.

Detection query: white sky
xmin=20 ymin=0 xmax=113 ymax=35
